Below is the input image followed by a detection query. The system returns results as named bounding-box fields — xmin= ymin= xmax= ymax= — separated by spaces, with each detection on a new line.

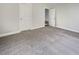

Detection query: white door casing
xmin=49 ymin=8 xmax=56 ymax=27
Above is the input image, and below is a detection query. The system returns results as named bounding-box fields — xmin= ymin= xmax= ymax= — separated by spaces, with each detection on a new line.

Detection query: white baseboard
xmin=20 ymin=28 xmax=30 ymax=32
xmin=0 ymin=26 xmax=44 ymax=38
xmin=30 ymin=26 xmax=45 ymax=30
xmin=0 ymin=30 xmax=21 ymax=38
xmin=56 ymin=26 xmax=79 ymax=33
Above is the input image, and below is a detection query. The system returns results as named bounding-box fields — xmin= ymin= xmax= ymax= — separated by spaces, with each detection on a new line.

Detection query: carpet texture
xmin=0 ymin=26 xmax=79 ymax=55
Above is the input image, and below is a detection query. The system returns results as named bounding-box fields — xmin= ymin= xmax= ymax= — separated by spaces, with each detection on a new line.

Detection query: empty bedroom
xmin=0 ymin=3 xmax=79 ymax=55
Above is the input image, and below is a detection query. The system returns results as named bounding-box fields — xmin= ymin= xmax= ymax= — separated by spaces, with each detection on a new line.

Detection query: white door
xmin=49 ymin=8 xmax=56 ymax=27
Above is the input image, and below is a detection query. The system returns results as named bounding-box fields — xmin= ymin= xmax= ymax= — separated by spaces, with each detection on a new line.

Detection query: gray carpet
xmin=0 ymin=26 xmax=79 ymax=55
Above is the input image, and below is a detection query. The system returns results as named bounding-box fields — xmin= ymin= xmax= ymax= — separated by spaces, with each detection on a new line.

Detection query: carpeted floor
xmin=0 ymin=26 xmax=79 ymax=55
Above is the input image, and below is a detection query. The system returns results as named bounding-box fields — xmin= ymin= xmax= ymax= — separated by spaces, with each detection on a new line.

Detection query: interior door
xmin=49 ymin=8 xmax=56 ymax=27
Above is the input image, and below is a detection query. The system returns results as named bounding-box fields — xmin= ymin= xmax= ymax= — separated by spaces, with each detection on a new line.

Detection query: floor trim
xmin=56 ymin=26 xmax=79 ymax=33
xmin=0 ymin=26 xmax=45 ymax=38
xmin=31 ymin=26 xmax=45 ymax=30
xmin=0 ymin=30 xmax=21 ymax=38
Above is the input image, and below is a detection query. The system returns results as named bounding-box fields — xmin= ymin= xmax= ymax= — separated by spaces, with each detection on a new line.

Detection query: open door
xmin=49 ymin=8 xmax=56 ymax=27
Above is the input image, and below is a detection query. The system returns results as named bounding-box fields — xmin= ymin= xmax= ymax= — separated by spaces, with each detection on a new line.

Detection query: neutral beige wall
xmin=19 ymin=3 xmax=47 ymax=30
xmin=47 ymin=3 xmax=79 ymax=32
xmin=32 ymin=3 xmax=46 ymax=29
xmin=56 ymin=4 xmax=79 ymax=32
xmin=19 ymin=3 xmax=32 ymax=31
xmin=0 ymin=4 xmax=19 ymax=35
xmin=1 ymin=3 xmax=79 ymax=37
xmin=0 ymin=3 xmax=32 ymax=36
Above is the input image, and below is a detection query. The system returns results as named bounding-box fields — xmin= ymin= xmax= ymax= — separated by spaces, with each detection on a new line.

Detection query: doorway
xmin=45 ymin=8 xmax=56 ymax=27
xmin=45 ymin=9 xmax=49 ymax=26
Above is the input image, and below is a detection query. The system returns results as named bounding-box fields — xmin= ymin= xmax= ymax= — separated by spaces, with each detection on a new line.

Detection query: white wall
xmin=32 ymin=4 xmax=46 ymax=29
xmin=19 ymin=3 xmax=32 ymax=31
xmin=0 ymin=4 xmax=19 ymax=36
xmin=47 ymin=3 xmax=79 ymax=33
xmin=1 ymin=3 xmax=79 ymax=37
xmin=19 ymin=3 xmax=46 ymax=30
xmin=0 ymin=3 xmax=46 ymax=37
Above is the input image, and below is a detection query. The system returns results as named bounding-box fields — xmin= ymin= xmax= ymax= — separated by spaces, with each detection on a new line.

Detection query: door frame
xmin=44 ymin=7 xmax=50 ymax=27
xmin=44 ymin=8 xmax=56 ymax=27
xmin=49 ymin=8 xmax=56 ymax=27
